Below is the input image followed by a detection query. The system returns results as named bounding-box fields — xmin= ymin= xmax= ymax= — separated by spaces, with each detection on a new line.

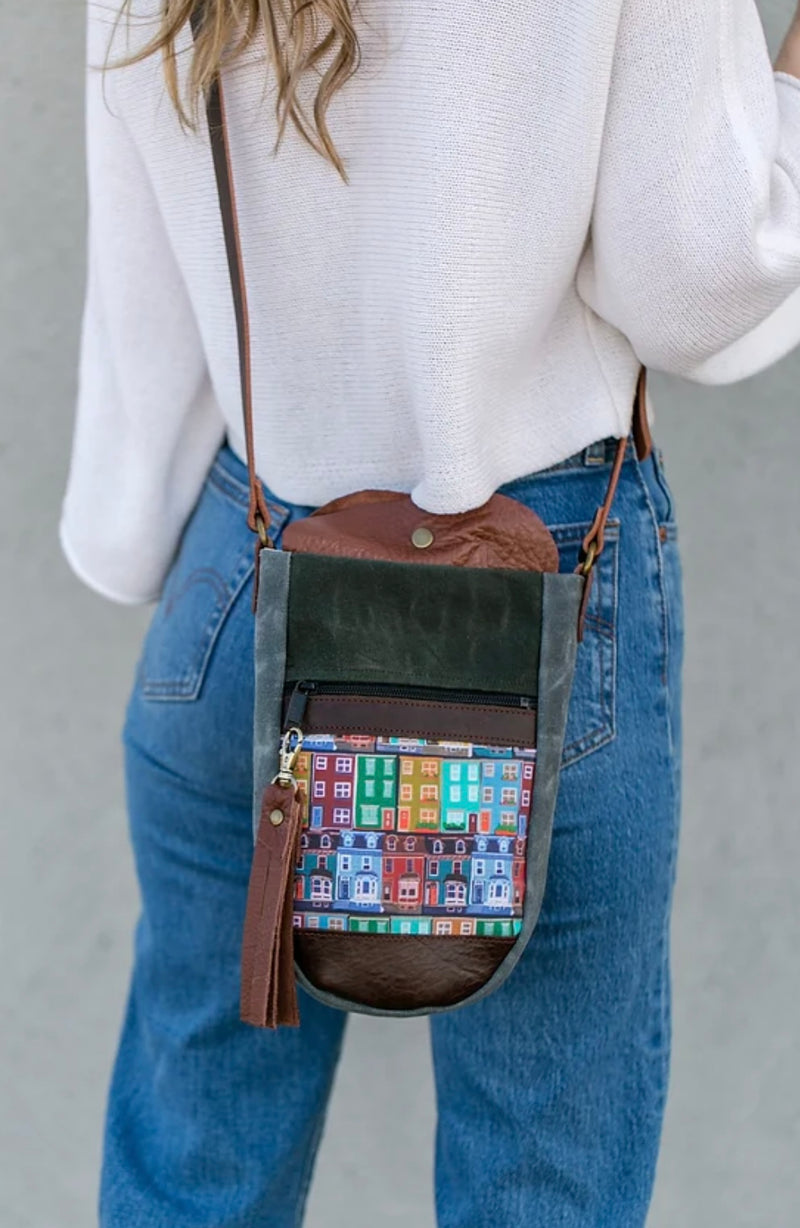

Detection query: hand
xmin=775 ymin=13 xmax=800 ymax=76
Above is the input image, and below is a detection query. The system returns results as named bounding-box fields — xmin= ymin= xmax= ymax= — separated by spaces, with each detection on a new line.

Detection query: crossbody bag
xmin=190 ymin=12 xmax=653 ymax=1028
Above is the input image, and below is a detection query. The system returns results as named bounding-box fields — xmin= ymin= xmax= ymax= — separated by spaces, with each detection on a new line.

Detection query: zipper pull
xmin=285 ymin=681 xmax=315 ymax=728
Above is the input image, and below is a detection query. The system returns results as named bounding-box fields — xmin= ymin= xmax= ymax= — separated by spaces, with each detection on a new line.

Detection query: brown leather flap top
xmin=281 ymin=490 xmax=560 ymax=573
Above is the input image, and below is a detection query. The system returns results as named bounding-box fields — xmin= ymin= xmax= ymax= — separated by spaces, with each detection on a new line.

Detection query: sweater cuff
xmin=59 ymin=517 xmax=161 ymax=607
xmin=682 ymin=282 xmax=800 ymax=383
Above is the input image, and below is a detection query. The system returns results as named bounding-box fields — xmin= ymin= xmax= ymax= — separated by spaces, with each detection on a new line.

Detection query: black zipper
xmin=285 ymin=679 xmax=534 ymax=727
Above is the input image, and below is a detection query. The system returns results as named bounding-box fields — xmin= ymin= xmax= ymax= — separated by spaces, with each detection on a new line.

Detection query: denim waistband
xmin=208 ymin=434 xmax=633 ymax=521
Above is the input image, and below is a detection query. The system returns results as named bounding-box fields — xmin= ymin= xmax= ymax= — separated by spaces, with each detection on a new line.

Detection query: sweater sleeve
xmin=576 ymin=0 xmax=800 ymax=384
xmin=59 ymin=3 xmax=225 ymax=604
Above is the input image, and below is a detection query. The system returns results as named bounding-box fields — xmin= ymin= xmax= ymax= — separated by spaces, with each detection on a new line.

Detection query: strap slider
xmin=254 ymin=510 xmax=270 ymax=547
xmin=578 ymin=540 xmax=598 ymax=577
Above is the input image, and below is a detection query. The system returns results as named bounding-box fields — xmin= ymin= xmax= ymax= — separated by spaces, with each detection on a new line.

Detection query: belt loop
xmin=583 ymin=440 xmax=609 ymax=467
xmin=264 ymin=498 xmax=293 ymax=546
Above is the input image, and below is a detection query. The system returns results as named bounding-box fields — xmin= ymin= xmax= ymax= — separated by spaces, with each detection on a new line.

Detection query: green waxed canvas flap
xmin=284 ymin=552 xmax=543 ymax=696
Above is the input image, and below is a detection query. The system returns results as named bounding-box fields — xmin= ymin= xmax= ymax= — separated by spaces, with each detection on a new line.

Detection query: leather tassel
xmin=240 ymin=781 xmax=303 ymax=1028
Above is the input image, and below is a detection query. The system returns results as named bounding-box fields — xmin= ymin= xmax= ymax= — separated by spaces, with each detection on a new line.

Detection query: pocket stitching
xmin=553 ymin=522 xmax=619 ymax=770
xmin=140 ymin=549 xmax=255 ymax=701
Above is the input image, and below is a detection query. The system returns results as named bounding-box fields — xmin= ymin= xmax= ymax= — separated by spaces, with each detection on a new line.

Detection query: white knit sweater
xmin=61 ymin=0 xmax=800 ymax=604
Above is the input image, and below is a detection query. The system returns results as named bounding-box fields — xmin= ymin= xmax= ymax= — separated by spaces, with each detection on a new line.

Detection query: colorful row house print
xmin=293 ymin=911 xmax=522 ymax=936
xmin=469 ymin=835 xmax=515 ymax=912
xmin=295 ymin=830 xmax=337 ymax=907
xmin=290 ymin=733 xmax=536 ymax=934
xmin=334 ymin=830 xmax=383 ymax=911
xmin=299 ymin=913 xmax=347 ymax=931
xmin=376 ymin=737 xmax=476 ymax=759
xmin=441 ymin=759 xmax=481 ymax=832
xmin=423 ymin=834 xmax=471 ymax=912
xmin=397 ymin=755 xmax=441 ymax=831
xmin=478 ymin=758 xmax=534 ymax=836
xmin=382 ymin=833 xmax=426 ymax=910
xmin=293 ymin=750 xmax=312 ymax=826
xmin=295 ymin=830 xmax=526 ymax=918
xmin=354 ymin=754 xmax=397 ymax=829
xmin=297 ymin=748 xmax=400 ymax=831
xmin=302 ymin=734 xmax=376 ymax=753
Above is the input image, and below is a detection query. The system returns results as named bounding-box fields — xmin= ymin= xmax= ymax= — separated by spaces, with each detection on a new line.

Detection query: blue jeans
xmin=103 ymin=437 xmax=683 ymax=1227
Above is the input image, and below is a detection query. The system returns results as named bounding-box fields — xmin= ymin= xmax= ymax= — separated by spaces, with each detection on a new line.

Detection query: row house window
xmin=364 ymin=779 xmax=395 ymax=800
xmin=445 ymin=881 xmax=467 ymax=906
xmin=355 ymin=876 xmax=379 ymax=900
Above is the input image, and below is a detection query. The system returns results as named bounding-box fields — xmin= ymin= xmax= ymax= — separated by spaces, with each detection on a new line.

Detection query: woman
xmin=61 ymin=1 xmax=800 ymax=1224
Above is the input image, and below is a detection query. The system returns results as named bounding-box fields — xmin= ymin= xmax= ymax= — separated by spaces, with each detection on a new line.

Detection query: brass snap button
xmin=269 ymin=808 xmax=285 ymax=826
xmin=411 ymin=526 xmax=434 ymax=549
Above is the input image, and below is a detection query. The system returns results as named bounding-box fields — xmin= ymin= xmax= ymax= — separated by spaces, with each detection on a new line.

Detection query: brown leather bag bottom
xmin=295 ymin=932 xmax=515 ymax=1011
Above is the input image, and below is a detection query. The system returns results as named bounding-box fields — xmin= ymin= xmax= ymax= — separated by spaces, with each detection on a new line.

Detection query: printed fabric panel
xmin=292 ymin=733 xmax=535 ymax=937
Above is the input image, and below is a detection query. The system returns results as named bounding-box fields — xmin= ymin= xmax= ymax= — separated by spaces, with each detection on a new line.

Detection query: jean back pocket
xmin=138 ymin=483 xmax=255 ymax=702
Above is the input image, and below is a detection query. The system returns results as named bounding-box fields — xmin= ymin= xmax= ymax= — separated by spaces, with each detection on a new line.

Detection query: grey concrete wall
xmin=1 ymin=2 xmax=798 ymax=1225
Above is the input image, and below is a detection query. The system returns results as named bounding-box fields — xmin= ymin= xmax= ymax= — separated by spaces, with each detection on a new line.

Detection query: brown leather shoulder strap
xmin=190 ymin=6 xmax=270 ymax=544
xmin=188 ymin=10 xmax=651 ymax=576
xmin=633 ymin=366 xmax=653 ymax=462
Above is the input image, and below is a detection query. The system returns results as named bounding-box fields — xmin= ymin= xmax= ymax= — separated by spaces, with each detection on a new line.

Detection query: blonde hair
xmin=107 ymin=0 xmax=362 ymax=182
